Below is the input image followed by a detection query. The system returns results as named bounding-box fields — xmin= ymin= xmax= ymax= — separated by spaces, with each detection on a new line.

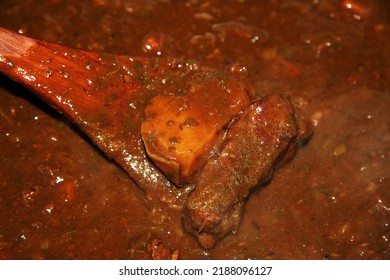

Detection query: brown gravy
xmin=0 ymin=0 xmax=389 ymax=259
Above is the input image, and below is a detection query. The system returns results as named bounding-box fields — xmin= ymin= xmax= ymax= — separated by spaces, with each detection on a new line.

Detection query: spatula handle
xmin=0 ymin=26 xmax=36 ymax=58
xmin=0 ymin=27 xmax=107 ymax=116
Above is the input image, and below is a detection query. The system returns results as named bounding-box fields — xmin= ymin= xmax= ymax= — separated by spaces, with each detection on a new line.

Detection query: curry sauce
xmin=0 ymin=0 xmax=389 ymax=259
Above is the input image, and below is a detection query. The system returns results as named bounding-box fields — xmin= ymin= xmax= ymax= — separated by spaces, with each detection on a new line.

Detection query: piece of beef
xmin=183 ymin=94 xmax=313 ymax=249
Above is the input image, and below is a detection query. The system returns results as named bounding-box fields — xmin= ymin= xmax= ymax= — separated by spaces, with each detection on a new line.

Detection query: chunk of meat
xmin=141 ymin=71 xmax=253 ymax=186
xmin=183 ymin=95 xmax=313 ymax=249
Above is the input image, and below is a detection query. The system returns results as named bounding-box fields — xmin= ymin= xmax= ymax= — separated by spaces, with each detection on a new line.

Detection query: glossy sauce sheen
xmin=0 ymin=0 xmax=389 ymax=259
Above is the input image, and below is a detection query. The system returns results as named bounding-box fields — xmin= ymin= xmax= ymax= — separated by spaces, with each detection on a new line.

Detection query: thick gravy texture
xmin=0 ymin=0 xmax=389 ymax=259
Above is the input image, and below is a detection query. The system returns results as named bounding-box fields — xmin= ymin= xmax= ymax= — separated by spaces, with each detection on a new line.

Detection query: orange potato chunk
xmin=141 ymin=72 xmax=252 ymax=185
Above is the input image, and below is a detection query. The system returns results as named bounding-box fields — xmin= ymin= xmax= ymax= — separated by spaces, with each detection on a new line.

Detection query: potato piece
xmin=141 ymin=72 xmax=252 ymax=185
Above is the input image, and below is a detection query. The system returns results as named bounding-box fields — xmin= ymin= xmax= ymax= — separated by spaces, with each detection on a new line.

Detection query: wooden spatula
xmin=0 ymin=26 xmax=201 ymax=199
xmin=0 ymin=27 xmax=254 ymax=201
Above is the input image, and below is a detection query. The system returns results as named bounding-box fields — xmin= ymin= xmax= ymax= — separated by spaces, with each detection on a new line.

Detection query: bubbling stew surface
xmin=0 ymin=0 xmax=389 ymax=259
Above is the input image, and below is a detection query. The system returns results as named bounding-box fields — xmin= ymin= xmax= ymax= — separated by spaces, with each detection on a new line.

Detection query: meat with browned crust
xmin=183 ymin=94 xmax=313 ymax=249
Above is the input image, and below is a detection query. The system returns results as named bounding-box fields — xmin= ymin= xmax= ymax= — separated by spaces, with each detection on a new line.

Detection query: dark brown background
xmin=0 ymin=0 xmax=389 ymax=259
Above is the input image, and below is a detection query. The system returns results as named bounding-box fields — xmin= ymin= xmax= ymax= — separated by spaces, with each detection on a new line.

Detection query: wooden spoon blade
xmin=0 ymin=27 xmax=198 ymax=199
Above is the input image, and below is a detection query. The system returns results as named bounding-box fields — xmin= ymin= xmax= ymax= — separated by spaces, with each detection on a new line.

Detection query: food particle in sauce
xmin=0 ymin=0 xmax=389 ymax=259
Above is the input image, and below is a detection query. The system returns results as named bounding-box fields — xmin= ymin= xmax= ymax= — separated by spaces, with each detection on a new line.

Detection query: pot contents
xmin=141 ymin=70 xmax=254 ymax=186
xmin=0 ymin=0 xmax=389 ymax=259
xmin=184 ymin=94 xmax=313 ymax=249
